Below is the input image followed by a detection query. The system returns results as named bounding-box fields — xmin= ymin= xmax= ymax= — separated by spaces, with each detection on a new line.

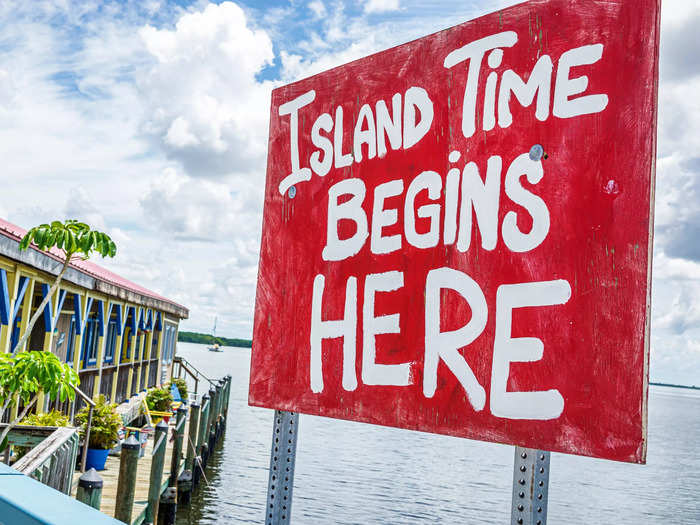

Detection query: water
xmin=176 ymin=342 xmax=700 ymax=524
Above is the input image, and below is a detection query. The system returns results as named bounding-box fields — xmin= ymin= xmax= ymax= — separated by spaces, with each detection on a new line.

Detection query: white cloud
xmin=364 ymin=0 xmax=400 ymax=14
xmin=138 ymin=1 xmax=275 ymax=178
xmin=308 ymin=0 xmax=327 ymax=19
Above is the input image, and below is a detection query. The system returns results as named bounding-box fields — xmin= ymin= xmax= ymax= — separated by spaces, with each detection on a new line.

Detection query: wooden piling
xmin=144 ymin=420 xmax=168 ymax=525
xmin=158 ymin=486 xmax=177 ymax=525
xmin=76 ymin=468 xmax=103 ymax=511
xmin=114 ymin=435 xmax=140 ymax=523
xmin=197 ymin=394 xmax=210 ymax=470
xmin=185 ymin=403 xmax=200 ymax=472
xmin=169 ymin=406 xmax=187 ymax=487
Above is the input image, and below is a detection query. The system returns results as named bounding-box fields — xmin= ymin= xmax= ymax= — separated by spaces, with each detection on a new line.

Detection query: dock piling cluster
xmin=105 ymin=374 xmax=232 ymax=525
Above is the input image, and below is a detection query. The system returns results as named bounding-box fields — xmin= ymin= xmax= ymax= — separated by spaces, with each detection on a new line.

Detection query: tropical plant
xmin=14 ymin=220 xmax=116 ymax=353
xmin=0 ymin=220 xmax=117 ymax=451
xmin=145 ymin=387 xmax=173 ymax=412
xmin=0 ymin=351 xmax=79 ymax=449
xmin=75 ymin=395 xmax=122 ymax=450
xmin=166 ymin=378 xmax=188 ymax=401
xmin=19 ymin=410 xmax=70 ymax=427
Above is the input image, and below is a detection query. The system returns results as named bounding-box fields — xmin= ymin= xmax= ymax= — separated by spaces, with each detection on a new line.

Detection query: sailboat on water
xmin=207 ymin=317 xmax=223 ymax=352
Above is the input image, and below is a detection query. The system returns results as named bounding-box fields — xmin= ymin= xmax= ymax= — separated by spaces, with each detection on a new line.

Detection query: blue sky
xmin=0 ymin=0 xmax=698 ymax=385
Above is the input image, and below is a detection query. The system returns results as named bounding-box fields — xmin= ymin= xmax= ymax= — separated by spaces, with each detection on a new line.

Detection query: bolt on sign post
xmin=250 ymin=0 xmax=660 ymax=522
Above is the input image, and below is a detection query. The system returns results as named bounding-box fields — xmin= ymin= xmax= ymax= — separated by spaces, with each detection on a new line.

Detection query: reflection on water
xmin=176 ymin=342 xmax=700 ymax=524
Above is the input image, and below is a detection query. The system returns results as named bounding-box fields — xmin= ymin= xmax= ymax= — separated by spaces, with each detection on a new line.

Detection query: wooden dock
xmin=71 ymin=417 xmax=190 ymax=523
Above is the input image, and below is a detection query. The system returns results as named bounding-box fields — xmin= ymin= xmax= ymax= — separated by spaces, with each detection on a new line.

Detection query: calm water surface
xmin=175 ymin=342 xmax=700 ymax=524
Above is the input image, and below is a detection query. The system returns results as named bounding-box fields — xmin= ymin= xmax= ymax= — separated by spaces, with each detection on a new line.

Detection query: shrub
xmin=166 ymin=378 xmax=188 ymax=401
xmin=20 ymin=410 xmax=70 ymax=427
xmin=145 ymin=387 xmax=173 ymax=412
xmin=75 ymin=395 xmax=122 ymax=450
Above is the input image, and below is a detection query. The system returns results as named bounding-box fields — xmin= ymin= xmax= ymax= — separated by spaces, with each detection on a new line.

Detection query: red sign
xmin=250 ymin=0 xmax=660 ymax=463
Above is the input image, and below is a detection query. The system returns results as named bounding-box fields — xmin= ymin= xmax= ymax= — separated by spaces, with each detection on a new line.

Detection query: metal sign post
xmin=265 ymin=410 xmax=299 ymax=525
xmin=511 ymin=447 xmax=550 ymax=525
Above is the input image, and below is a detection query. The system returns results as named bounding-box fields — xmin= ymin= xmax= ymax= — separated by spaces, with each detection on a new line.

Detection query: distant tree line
xmin=177 ymin=330 xmax=252 ymax=348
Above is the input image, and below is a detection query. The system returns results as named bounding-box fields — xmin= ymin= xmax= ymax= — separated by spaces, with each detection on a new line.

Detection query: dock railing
xmin=173 ymin=356 xmax=217 ymax=397
xmin=2 ymin=424 xmax=80 ymax=495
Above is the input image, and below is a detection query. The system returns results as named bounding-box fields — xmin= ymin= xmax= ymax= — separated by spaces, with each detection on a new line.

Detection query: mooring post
xmin=144 ymin=420 xmax=169 ymax=525
xmin=215 ymin=382 xmax=223 ymax=438
xmin=158 ymin=486 xmax=178 ymax=525
xmin=224 ymin=375 xmax=231 ymax=417
xmin=114 ymin=435 xmax=140 ymax=523
xmin=185 ymin=402 xmax=200 ymax=472
xmin=198 ymin=394 xmax=210 ymax=471
xmin=511 ymin=446 xmax=550 ymax=525
xmin=178 ymin=402 xmax=199 ymax=506
xmin=265 ymin=410 xmax=299 ymax=525
xmin=207 ymin=387 xmax=218 ymax=449
xmin=76 ymin=468 xmax=103 ymax=511
xmin=169 ymin=406 xmax=188 ymax=487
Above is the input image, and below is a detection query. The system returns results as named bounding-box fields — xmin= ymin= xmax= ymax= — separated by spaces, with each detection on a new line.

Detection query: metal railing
xmin=173 ymin=355 xmax=217 ymax=398
xmin=72 ymin=385 xmax=96 ymax=473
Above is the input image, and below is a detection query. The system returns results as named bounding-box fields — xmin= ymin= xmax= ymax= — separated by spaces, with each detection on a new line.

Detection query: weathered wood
xmin=13 ymin=426 xmax=80 ymax=495
xmin=196 ymin=396 xmax=210 ymax=455
xmin=76 ymin=468 xmax=103 ymax=511
xmin=185 ymin=403 xmax=200 ymax=472
xmin=168 ymin=407 xmax=187 ymax=487
xmin=145 ymin=421 xmax=168 ymax=525
xmin=71 ymin=416 xmax=190 ymax=522
xmin=114 ymin=435 xmax=140 ymax=523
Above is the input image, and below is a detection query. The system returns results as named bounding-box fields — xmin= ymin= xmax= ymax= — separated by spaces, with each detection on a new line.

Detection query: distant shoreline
xmin=650 ymin=382 xmax=699 ymax=391
xmin=178 ymin=330 xmax=252 ymax=348
xmin=173 ymin=337 xmax=700 ymax=392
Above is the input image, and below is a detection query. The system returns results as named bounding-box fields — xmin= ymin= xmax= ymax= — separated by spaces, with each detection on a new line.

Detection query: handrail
xmin=73 ymin=385 xmax=96 ymax=407
xmin=72 ymin=384 xmax=96 ymax=472
xmin=13 ymin=426 xmax=80 ymax=495
xmin=173 ymin=356 xmax=216 ymax=386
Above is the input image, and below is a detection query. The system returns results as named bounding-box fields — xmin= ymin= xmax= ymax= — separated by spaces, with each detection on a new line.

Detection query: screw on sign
xmin=251 ymin=0 xmax=660 ymax=523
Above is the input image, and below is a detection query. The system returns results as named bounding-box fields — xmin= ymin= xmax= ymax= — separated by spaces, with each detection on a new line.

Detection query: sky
xmin=0 ymin=0 xmax=698 ymax=385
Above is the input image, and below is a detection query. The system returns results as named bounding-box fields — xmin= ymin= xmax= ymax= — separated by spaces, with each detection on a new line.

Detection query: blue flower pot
xmin=85 ymin=448 xmax=110 ymax=471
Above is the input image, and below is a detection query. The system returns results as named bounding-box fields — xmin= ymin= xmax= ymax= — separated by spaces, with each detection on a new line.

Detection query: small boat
xmin=207 ymin=317 xmax=223 ymax=352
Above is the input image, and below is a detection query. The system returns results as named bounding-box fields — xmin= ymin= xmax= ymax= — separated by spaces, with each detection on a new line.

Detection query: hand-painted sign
xmin=250 ymin=0 xmax=660 ymax=463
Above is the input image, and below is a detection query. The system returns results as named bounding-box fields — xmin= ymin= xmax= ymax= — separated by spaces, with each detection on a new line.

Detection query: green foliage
xmin=75 ymin=395 xmax=122 ymax=450
xmin=177 ymin=330 xmax=252 ymax=348
xmin=20 ymin=410 xmax=70 ymax=427
xmin=19 ymin=219 xmax=116 ymax=259
xmin=146 ymin=387 xmax=173 ymax=412
xmin=0 ymin=351 xmax=79 ymax=408
xmin=166 ymin=378 xmax=188 ymax=401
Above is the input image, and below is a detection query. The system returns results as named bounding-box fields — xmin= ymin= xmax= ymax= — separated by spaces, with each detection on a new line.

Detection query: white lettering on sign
xmin=271 ymin=29 xmax=613 ymax=422
xmin=362 ymin=271 xmax=411 ymax=386
xmin=490 ymin=280 xmax=571 ymax=420
xmin=322 ymin=153 xmax=549 ymax=261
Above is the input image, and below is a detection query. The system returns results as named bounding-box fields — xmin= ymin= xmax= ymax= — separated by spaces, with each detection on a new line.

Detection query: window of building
xmin=104 ymin=319 xmax=117 ymax=364
xmin=66 ymin=316 xmax=76 ymax=363
xmin=82 ymin=315 xmax=100 ymax=367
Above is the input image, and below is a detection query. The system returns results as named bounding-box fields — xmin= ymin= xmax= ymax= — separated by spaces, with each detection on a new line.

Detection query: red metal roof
xmin=0 ymin=218 xmax=186 ymax=311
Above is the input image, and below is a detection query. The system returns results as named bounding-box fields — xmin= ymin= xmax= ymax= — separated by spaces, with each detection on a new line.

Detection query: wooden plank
xmin=72 ymin=417 xmax=189 ymax=523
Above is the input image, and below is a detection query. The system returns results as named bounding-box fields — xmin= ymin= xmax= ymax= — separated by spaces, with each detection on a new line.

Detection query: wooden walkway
xmin=71 ymin=417 xmax=190 ymax=524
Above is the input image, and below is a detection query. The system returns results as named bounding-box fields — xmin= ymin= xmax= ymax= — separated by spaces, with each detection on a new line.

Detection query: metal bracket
xmin=511 ymin=447 xmax=550 ymax=525
xmin=266 ymin=410 xmax=299 ymax=525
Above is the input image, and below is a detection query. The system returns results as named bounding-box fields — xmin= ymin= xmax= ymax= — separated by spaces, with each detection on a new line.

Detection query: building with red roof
xmin=0 ymin=218 xmax=189 ymax=407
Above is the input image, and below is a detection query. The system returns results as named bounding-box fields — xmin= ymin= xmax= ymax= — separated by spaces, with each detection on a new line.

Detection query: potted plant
xmin=166 ymin=378 xmax=188 ymax=402
xmin=75 ymin=395 xmax=122 ymax=471
xmin=145 ymin=387 xmax=173 ymax=422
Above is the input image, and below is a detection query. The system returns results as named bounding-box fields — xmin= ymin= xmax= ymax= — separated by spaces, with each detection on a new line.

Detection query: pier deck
xmin=71 ymin=417 xmax=189 ymax=524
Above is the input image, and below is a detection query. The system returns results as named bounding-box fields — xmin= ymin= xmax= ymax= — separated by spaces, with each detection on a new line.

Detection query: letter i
xmin=483 ymin=49 xmax=503 ymax=132
xmin=444 ymin=151 xmax=461 ymax=245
